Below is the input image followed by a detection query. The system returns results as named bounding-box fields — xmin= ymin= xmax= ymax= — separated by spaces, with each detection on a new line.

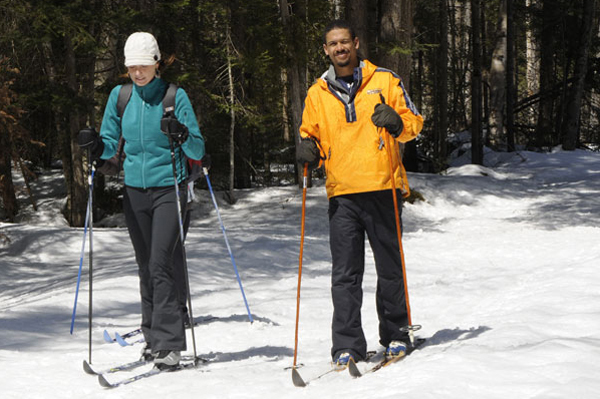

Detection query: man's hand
xmin=371 ymin=103 xmax=404 ymax=138
xmin=296 ymin=138 xmax=321 ymax=170
xmin=161 ymin=115 xmax=189 ymax=145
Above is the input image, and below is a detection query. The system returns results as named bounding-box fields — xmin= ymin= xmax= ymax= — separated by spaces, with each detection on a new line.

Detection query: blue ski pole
xmin=203 ymin=167 xmax=253 ymax=323
xmin=70 ymin=168 xmax=95 ymax=335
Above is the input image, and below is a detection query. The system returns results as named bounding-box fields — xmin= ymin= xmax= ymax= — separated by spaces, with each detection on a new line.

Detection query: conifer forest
xmin=1 ymin=0 xmax=599 ymax=226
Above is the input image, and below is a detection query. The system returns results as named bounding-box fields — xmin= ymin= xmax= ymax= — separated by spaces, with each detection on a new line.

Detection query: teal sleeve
xmin=175 ymin=88 xmax=205 ymax=161
xmin=98 ymin=86 xmax=123 ymax=160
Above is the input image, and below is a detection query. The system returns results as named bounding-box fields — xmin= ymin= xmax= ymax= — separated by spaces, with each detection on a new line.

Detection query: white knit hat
xmin=124 ymin=32 xmax=161 ymax=67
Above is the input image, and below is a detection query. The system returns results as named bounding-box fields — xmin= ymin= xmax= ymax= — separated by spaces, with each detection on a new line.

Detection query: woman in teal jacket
xmin=78 ymin=32 xmax=205 ymax=369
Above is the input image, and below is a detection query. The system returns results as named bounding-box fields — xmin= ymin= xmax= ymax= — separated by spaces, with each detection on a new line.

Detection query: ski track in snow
xmin=1 ymin=148 xmax=600 ymax=398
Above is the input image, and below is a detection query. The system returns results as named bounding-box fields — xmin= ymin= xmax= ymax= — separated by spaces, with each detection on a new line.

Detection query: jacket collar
xmin=133 ymin=77 xmax=167 ymax=105
xmin=320 ymin=59 xmax=376 ymax=90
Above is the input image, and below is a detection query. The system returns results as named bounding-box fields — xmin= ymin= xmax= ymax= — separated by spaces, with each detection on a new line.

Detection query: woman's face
xmin=127 ymin=63 xmax=158 ymax=87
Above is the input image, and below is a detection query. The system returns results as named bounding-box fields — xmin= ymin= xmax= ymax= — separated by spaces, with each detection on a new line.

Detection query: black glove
xmin=77 ymin=127 xmax=104 ymax=161
xmin=371 ymin=103 xmax=404 ymax=138
xmin=296 ymin=138 xmax=320 ymax=170
xmin=161 ymin=115 xmax=189 ymax=145
xmin=200 ymin=154 xmax=211 ymax=170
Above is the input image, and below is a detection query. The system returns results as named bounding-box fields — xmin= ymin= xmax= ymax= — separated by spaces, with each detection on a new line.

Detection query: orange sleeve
xmin=298 ymin=88 xmax=326 ymax=163
xmin=299 ymin=89 xmax=320 ymax=141
xmin=390 ymin=78 xmax=424 ymax=143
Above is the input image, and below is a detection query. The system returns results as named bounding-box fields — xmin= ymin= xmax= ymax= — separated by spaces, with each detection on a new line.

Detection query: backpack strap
xmin=117 ymin=82 xmax=178 ymax=119
xmin=112 ymin=83 xmax=133 ymax=180
xmin=162 ymin=83 xmax=178 ymax=117
xmin=116 ymin=83 xmax=133 ymax=118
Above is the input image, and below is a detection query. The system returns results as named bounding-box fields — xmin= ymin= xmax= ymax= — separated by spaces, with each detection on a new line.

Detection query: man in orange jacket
xmin=297 ymin=19 xmax=424 ymax=367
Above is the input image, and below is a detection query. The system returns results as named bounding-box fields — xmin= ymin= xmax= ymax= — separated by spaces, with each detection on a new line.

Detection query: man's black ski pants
xmin=328 ymin=190 xmax=409 ymax=361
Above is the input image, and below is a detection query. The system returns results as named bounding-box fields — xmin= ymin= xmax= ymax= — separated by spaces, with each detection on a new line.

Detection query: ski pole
xmin=383 ymin=129 xmax=421 ymax=345
xmin=88 ymin=159 xmax=94 ymax=364
xmin=168 ymin=138 xmax=198 ymax=363
xmin=203 ymin=167 xmax=253 ymax=323
xmin=291 ymin=163 xmax=308 ymax=386
xmin=70 ymin=165 xmax=95 ymax=335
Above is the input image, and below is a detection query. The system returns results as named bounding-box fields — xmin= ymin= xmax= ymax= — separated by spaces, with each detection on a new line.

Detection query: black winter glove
xmin=371 ymin=103 xmax=404 ymax=138
xmin=296 ymin=138 xmax=321 ymax=170
xmin=200 ymin=154 xmax=211 ymax=170
xmin=161 ymin=115 xmax=189 ymax=145
xmin=77 ymin=127 xmax=104 ymax=161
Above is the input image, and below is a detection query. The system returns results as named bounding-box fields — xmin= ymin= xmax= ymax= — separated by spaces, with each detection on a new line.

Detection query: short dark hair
xmin=322 ymin=19 xmax=356 ymax=44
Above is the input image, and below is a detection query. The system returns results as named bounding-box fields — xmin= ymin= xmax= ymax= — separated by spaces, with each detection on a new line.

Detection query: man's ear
xmin=354 ymin=37 xmax=360 ymax=50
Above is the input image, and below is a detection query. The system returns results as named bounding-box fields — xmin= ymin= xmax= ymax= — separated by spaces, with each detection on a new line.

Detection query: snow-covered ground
xmin=1 ymin=147 xmax=599 ymax=398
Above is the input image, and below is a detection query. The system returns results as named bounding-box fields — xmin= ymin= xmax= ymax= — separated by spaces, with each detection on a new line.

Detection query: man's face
xmin=323 ymin=28 xmax=359 ymax=70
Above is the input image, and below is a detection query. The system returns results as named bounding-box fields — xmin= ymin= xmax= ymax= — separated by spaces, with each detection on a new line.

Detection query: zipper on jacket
xmin=140 ymin=97 xmax=147 ymax=189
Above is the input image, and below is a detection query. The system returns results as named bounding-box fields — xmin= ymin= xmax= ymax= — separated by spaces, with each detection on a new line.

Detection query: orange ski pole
xmin=291 ymin=163 xmax=308 ymax=386
xmin=383 ymin=130 xmax=421 ymax=344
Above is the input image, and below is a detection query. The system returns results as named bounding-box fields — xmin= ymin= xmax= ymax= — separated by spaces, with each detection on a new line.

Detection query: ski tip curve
xmin=103 ymin=330 xmax=114 ymax=344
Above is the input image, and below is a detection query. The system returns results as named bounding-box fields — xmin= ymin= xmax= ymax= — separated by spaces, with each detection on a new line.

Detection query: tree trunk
xmin=534 ymin=0 xmax=559 ymax=149
xmin=488 ymin=0 xmax=507 ymax=149
xmin=332 ymin=0 xmax=343 ymax=18
xmin=471 ymin=0 xmax=483 ymax=165
xmin=0 ymin=127 xmax=17 ymax=221
xmin=281 ymin=69 xmax=290 ymax=143
xmin=226 ymin=26 xmax=237 ymax=202
xmin=449 ymin=0 xmax=470 ymax=132
xmin=378 ymin=0 xmax=412 ymax=82
xmin=435 ymin=0 xmax=449 ymax=169
xmin=505 ymin=0 xmax=515 ymax=151
xmin=64 ymin=33 xmax=87 ymax=227
xmin=377 ymin=0 xmax=418 ymax=171
xmin=562 ymin=0 xmax=595 ymax=150
xmin=280 ymin=0 xmax=308 ymax=187
xmin=525 ymin=0 xmax=540 ymax=125
xmin=346 ymin=0 xmax=372 ymax=58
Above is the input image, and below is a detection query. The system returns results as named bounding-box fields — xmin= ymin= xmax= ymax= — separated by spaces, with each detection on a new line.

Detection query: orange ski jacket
xmin=299 ymin=59 xmax=424 ymax=199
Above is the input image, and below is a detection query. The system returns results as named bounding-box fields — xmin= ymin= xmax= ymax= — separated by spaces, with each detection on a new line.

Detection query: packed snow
xmin=1 ymin=147 xmax=599 ymax=398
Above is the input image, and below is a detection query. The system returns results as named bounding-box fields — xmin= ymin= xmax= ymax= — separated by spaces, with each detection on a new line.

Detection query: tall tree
xmin=525 ymin=0 xmax=540 ymax=122
xmin=225 ymin=23 xmax=237 ymax=201
xmin=535 ymin=0 xmax=560 ymax=148
xmin=562 ymin=0 xmax=596 ymax=150
xmin=346 ymin=0 xmax=373 ymax=58
xmin=471 ymin=0 xmax=483 ymax=164
xmin=280 ymin=0 xmax=308 ymax=185
xmin=378 ymin=0 xmax=413 ymax=83
xmin=375 ymin=0 xmax=419 ymax=171
xmin=506 ymin=0 xmax=516 ymax=151
xmin=488 ymin=0 xmax=507 ymax=149
xmin=434 ymin=0 xmax=449 ymax=168
xmin=0 ymin=60 xmax=22 ymax=221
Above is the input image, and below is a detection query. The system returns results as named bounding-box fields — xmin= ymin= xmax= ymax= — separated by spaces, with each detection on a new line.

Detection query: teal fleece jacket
xmin=99 ymin=77 xmax=205 ymax=188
